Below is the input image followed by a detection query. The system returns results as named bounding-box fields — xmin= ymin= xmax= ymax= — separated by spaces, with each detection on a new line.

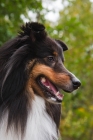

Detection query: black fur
xmin=0 ymin=22 xmax=68 ymax=136
xmin=46 ymin=102 xmax=61 ymax=130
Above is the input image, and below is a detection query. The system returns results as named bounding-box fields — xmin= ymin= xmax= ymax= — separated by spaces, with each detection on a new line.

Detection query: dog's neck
xmin=0 ymin=95 xmax=59 ymax=140
xmin=25 ymin=95 xmax=58 ymax=140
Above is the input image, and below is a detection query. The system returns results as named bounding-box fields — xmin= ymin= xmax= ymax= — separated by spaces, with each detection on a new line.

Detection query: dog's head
xmin=0 ymin=22 xmax=81 ymax=105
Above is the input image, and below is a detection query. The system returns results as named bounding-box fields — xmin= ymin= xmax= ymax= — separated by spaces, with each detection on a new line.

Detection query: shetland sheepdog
xmin=0 ymin=22 xmax=81 ymax=140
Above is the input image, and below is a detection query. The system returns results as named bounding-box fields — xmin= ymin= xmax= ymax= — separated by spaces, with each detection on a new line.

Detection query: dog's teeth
xmin=56 ymin=91 xmax=59 ymax=96
xmin=59 ymin=96 xmax=62 ymax=99
xmin=46 ymin=86 xmax=50 ymax=89
xmin=57 ymin=96 xmax=62 ymax=100
xmin=41 ymin=77 xmax=46 ymax=83
xmin=51 ymin=97 xmax=56 ymax=101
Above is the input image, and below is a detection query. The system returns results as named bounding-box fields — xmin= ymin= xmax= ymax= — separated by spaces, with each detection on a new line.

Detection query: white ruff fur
xmin=0 ymin=96 xmax=58 ymax=140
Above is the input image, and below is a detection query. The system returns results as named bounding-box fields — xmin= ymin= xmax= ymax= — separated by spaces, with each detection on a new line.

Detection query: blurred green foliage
xmin=0 ymin=0 xmax=45 ymax=45
xmin=0 ymin=0 xmax=93 ymax=139
xmin=57 ymin=1 xmax=93 ymax=140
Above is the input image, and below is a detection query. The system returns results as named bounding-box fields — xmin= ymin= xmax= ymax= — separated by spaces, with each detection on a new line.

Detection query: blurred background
xmin=0 ymin=0 xmax=93 ymax=139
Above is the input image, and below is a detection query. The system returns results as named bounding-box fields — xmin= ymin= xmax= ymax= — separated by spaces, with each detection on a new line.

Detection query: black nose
xmin=72 ymin=79 xmax=81 ymax=89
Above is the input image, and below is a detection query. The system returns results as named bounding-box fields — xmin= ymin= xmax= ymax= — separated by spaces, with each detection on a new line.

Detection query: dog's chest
xmin=0 ymin=96 xmax=58 ymax=140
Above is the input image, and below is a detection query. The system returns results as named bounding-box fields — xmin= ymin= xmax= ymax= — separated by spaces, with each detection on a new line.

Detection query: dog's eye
xmin=47 ymin=56 xmax=55 ymax=62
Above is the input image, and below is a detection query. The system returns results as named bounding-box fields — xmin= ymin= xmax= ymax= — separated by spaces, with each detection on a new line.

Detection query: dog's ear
xmin=55 ymin=39 xmax=68 ymax=51
xmin=20 ymin=22 xmax=47 ymax=42
xmin=30 ymin=22 xmax=47 ymax=41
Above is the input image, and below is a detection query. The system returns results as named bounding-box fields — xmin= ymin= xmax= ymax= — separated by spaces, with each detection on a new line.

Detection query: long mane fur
xmin=0 ymin=23 xmax=62 ymax=140
xmin=0 ymin=22 xmax=49 ymax=134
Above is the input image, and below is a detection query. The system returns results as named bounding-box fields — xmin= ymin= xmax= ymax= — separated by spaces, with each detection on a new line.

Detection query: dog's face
xmin=0 ymin=22 xmax=81 ymax=105
xmin=26 ymin=36 xmax=81 ymax=104
xmin=0 ymin=22 xmax=81 ymax=136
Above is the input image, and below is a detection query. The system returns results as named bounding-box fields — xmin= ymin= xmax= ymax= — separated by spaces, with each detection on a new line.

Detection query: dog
xmin=0 ymin=22 xmax=81 ymax=140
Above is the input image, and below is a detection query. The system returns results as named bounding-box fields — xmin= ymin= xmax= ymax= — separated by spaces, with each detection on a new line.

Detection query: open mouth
xmin=38 ymin=76 xmax=64 ymax=103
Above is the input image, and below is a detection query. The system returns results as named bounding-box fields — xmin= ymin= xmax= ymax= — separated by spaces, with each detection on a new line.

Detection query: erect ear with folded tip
xmin=30 ymin=22 xmax=47 ymax=42
xmin=55 ymin=39 xmax=68 ymax=51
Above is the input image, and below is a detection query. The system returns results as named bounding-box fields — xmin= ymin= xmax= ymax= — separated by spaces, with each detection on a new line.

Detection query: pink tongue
xmin=43 ymin=79 xmax=58 ymax=94
xmin=41 ymin=77 xmax=63 ymax=100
